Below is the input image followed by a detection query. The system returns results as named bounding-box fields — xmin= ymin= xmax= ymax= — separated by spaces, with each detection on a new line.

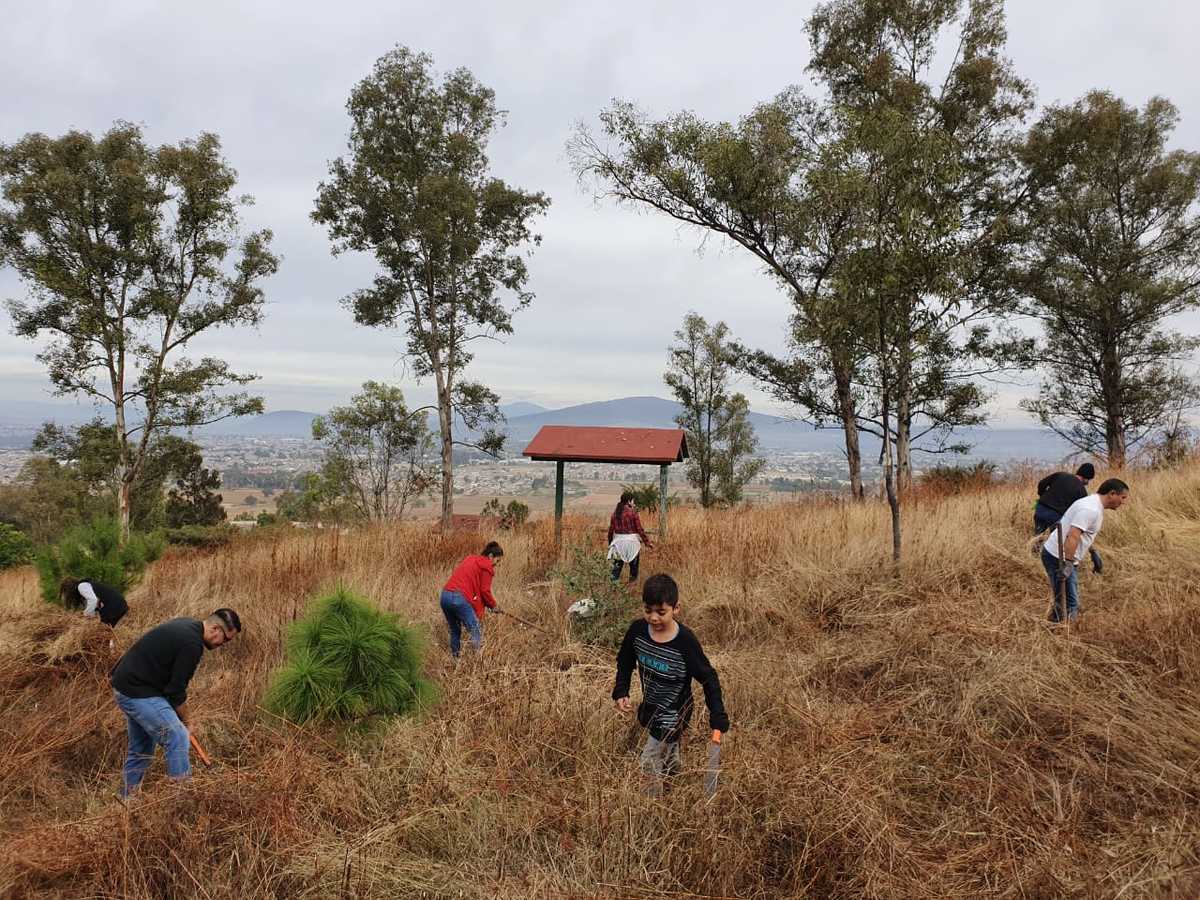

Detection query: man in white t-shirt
xmin=1041 ymin=478 xmax=1129 ymax=623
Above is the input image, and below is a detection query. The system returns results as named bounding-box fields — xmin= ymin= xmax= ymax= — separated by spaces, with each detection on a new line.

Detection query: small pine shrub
xmin=481 ymin=498 xmax=530 ymax=529
xmin=553 ymin=545 xmax=640 ymax=651
xmin=0 ymin=524 xmax=34 ymax=570
xmin=264 ymin=587 xmax=437 ymax=725
xmin=35 ymin=517 xmax=165 ymax=605
xmin=620 ymin=482 xmax=678 ymax=512
xmin=164 ymin=524 xmax=235 ymax=549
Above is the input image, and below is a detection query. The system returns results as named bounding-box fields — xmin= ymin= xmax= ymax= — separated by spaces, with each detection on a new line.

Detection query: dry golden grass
xmin=2 ymin=465 xmax=1200 ymax=898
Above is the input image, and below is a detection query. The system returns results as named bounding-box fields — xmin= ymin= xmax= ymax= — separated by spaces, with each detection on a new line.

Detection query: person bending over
xmin=110 ymin=609 xmax=241 ymax=797
xmin=440 ymin=541 xmax=503 ymax=658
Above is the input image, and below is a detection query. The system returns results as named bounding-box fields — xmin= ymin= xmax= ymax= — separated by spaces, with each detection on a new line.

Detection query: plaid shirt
xmin=608 ymin=506 xmax=651 ymax=545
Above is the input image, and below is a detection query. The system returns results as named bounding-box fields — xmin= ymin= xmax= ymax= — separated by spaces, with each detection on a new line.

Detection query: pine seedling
xmin=265 ymin=586 xmax=436 ymax=725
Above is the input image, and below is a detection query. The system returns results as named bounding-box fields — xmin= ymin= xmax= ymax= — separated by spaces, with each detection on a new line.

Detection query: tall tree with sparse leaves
xmin=313 ymin=47 xmax=550 ymax=529
xmin=0 ymin=123 xmax=277 ymax=540
xmin=665 ymin=313 xmax=764 ymax=507
xmin=1018 ymin=92 xmax=1200 ymax=467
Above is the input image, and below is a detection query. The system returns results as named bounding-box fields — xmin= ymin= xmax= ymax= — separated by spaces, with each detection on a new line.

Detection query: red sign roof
xmin=523 ymin=426 xmax=688 ymax=465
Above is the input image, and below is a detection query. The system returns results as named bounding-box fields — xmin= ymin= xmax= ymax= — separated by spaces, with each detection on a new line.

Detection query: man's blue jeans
xmin=1041 ymin=548 xmax=1080 ymax=623
xmin=113 ymin=691 xmax=190 ymax=797
xmin=1033 ymin=504 xmax=1061 ymax=534
xmin=440 ymin=589 xmax=482 ymax=657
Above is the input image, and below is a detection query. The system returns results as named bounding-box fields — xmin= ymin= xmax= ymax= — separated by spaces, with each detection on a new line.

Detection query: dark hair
xmin=481 ymin=541 xmax=504 ymax=559
xmin=59 ymin=577 xmax=83 ymax=609
xmin=1075 ymin=463 xmax=1096 ymax=480
xmin=1097 ymin=478 xmax=1129 ymax=496
xmin=642 ymin=574 xmax=679 ymax=608
xmin=613 ymin=491 xmax=634 ymax=520
xmin=212 ymin=608 xmax=242 ymax=634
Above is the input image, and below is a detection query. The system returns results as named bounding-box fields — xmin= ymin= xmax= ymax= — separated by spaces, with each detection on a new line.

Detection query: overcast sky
xmin=2 ymin=0 xmax=1198 ymax=422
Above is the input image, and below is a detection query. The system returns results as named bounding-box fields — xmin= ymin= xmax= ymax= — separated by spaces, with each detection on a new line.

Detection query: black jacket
xmin=1036 ymin=472 xmax=1086 ymax=515
xmin=111 ymin=618 xmax=205 ymax=708
xmin=84 ymin=581 xmax=128 ymax=627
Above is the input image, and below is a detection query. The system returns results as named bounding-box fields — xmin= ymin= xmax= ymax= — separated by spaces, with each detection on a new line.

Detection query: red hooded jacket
xmin=443 ymin=555 xmax=498 ymax=620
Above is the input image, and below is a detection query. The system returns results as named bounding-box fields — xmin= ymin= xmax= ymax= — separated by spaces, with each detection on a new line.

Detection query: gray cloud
xmin=2 ymin=0 xmax=1197 ymax=422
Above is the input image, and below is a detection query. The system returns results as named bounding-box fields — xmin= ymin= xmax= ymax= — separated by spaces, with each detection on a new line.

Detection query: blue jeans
xmin=1033 ymin=504 xmax=1061 ymax=534
xmin=611 ymin=553 xmax=640 ymax=582
xmin=440 ymin=590 xmax=482 ymax=658
xmin=113 ymin=690 xmax=190 ymax=796
xmin=1041 ymin=548 xmax=1079 ymax=623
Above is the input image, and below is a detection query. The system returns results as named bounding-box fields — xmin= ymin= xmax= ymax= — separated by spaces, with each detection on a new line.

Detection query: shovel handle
xmin=189 ymin=733 xmax=213 ymax=768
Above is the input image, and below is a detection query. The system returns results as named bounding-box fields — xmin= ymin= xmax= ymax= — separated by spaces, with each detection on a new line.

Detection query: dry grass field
xmin=2 ymin=464 xmax=1200 ymax=897
xmin=220 ymin=487 xmax=278 ymax=517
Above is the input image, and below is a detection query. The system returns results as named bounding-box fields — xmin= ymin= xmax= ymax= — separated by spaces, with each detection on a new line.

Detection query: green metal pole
xmin=659 ymin=463 xmax=668 ymax=543
xmin=555 ymin=460 xmax=565 ymax=546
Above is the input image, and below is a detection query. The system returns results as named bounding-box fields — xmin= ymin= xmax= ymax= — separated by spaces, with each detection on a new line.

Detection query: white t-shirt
xmin=79 ymin=581 xmax=100 ymax=616
xmin=1043 ymin=494 xmax=1104 ymax=563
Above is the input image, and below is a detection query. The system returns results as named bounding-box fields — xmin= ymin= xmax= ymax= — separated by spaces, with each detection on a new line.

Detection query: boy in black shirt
xmin=612 ymin=574 xmax=729 ymax=796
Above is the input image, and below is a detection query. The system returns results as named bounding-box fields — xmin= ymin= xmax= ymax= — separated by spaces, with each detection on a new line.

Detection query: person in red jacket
xmin=440 ymin=541 xmax=503 ymax=657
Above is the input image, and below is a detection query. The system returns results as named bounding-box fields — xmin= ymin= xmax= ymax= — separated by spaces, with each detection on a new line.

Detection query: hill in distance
xmin=1 ymin=395 xmax=1070 ymax=460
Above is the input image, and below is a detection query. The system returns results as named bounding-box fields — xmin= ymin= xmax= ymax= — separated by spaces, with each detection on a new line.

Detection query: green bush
xmin=620 ymin=482 xmax=679 ymax=512
xmin=264 ymin=587 xmax=436 ymax=725
xmin=0 ymin=524 xmax=34 ymax=570
xmin=164 ymin=524 xmax=235 ymax=549
xmin=553 ymin=545 xmax=640 ymax=651
xmin=35 ymin=517 xmax=164 ymax=605
xmin=481 ymin=498 xmax=530 ymax=529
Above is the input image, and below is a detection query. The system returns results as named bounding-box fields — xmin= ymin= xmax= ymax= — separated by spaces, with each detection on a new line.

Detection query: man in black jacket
xmin=110 ymin=609 xmax=241 ymax=797
xmin=1034 ymin=464 xmax=1103 ymax=573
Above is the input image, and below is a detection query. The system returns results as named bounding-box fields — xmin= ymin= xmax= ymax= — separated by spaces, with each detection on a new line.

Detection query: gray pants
xmin=639 ymin=735 xmax=681 ymax=797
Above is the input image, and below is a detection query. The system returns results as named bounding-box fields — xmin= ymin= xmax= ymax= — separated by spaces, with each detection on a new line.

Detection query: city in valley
xmin=0 ymin=424 xmax=1058 ymax=524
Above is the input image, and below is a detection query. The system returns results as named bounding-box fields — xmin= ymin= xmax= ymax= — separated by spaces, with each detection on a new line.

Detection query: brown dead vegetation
xmin=2 ymin=467 xmax=1200 ymax=897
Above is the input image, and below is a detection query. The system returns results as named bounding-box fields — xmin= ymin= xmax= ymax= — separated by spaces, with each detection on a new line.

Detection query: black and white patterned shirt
xmin=613 ymin=620 xmax=729 ymax=741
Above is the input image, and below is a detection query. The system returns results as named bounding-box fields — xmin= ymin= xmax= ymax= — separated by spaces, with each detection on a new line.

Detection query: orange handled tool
xmin=189 ymin=733 xmax=213 ymax=768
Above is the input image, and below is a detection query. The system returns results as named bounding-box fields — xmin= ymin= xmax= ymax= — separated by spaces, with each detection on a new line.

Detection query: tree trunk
xmin=114 ymin=400 xmax=132 ymax=542
xmin=1106 ymin=419 xmax=1127 ymax=469
xmin=437 ymin=392 xmax=454 ymax=530
xmin=881 ymin=408 xmax=901 ymax=563
xmin=895 ymin=346 xmax=913 ymax=492
xmin=117 ymin=477 xmax=132 ymax=541
xmin=895 ymin=409 xmax=912 ymax=493
xmin=832 ymin=353 xmax=864 ymax=500
xmin=1102 ymin=346 xmax=1127 ymax=468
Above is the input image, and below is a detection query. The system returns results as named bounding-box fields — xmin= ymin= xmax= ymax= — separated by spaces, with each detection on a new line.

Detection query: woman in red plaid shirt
xmin=607 ymin=492 xmax=653 ymax=582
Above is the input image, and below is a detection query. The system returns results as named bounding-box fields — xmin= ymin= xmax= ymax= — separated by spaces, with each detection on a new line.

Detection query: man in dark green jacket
xmin=110 ymin=609 xmax=241 ymax=797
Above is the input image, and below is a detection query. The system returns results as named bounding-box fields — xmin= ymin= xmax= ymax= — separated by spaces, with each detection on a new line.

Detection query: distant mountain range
xmin=0 ymin=395 xmax=1074 ymax=460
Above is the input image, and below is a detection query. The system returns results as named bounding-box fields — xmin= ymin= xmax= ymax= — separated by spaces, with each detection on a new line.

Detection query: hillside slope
xmin=1 ymin=466 xmax=1199 ymax=897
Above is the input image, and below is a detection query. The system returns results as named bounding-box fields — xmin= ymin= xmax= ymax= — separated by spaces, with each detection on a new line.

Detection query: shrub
xmin=552 ymin=545 xmax=640 ymax=651
xmin=263 ymin=586 xmax=436 ymax=725
xmin=163 ymin=524 xmax=235 ymax=549
xmin=0 ymin=524 xmax=34 ymax=570
xmin=481 ymin=498 xmax=530 ymax=529
xmin=620 ymin=481 xmax=679 ymax=512
xmin=35 ymin=517 xmax=164 ymax=604
xmin=917 ymin=461 xmax=998 ymax=496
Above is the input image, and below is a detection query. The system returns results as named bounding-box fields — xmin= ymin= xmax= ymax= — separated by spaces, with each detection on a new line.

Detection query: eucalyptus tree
xmin=1 ymin=123 xmax=277 ymax=539
xmin=1018 ymin=92 xmax=1200 ymax=467
xmin=314 ymin=47 xmax=550 ymax=528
